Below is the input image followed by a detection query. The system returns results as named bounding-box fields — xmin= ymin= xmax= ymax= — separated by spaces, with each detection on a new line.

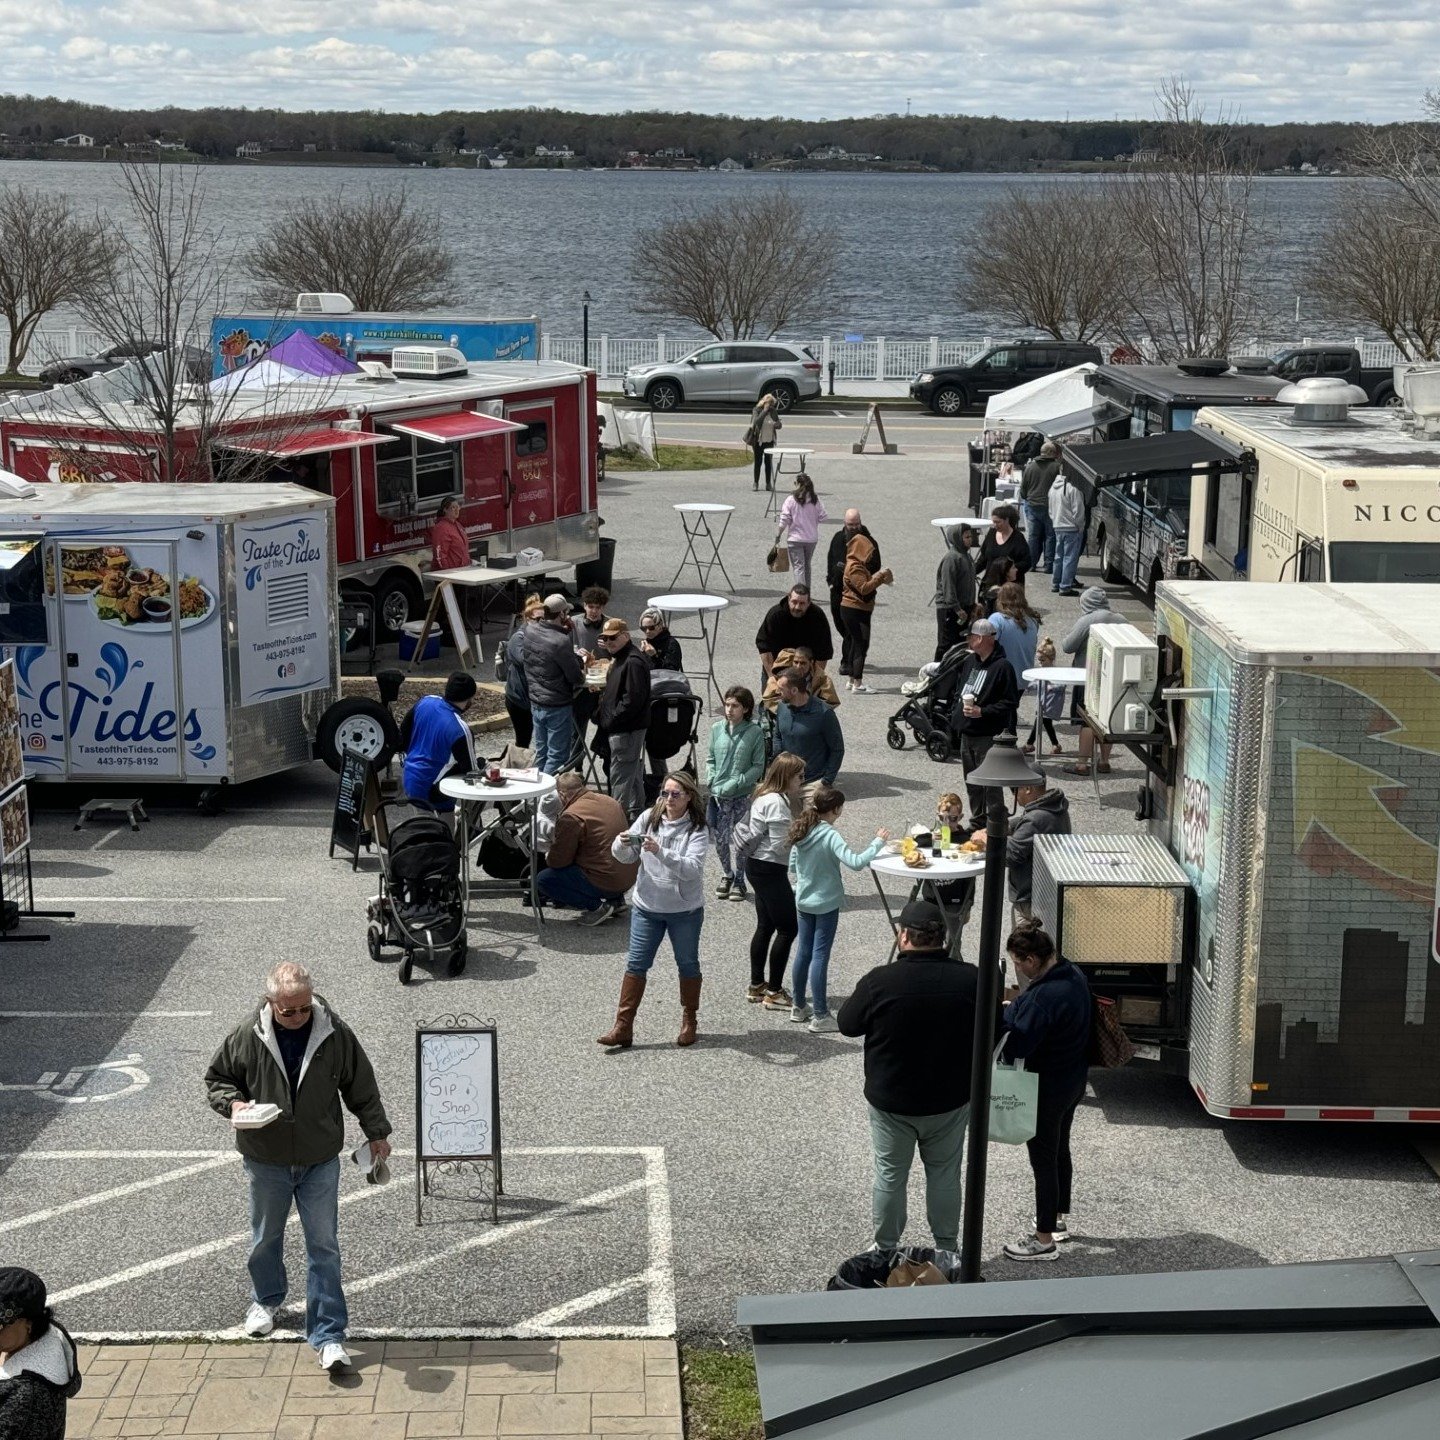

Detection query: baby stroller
xmin=887 ymin=642 xmax=968 ymax=762
xmin=644 ymin=669 xmax=703 ymax=805
xmin=366 ymin=804 xmax=468 ymax=985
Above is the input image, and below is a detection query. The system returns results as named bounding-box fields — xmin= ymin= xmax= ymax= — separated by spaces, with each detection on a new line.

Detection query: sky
xmin=0 ymin=0 xmax=1434 ymax=124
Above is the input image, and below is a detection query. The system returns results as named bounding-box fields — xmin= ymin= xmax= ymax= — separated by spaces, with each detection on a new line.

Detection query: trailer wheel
xmin=371 ymin=571 xmax=422 ymax=639
xmin=315 ymin=697 xmax=399 ymax=773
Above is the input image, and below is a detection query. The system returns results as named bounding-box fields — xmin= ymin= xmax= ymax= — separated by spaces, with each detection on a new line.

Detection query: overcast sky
xmin=1 ymin=0 xmax=1433 ymax=124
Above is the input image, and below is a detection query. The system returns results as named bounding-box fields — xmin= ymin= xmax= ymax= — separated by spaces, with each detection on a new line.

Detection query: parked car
xmin=1268 ymin=346 xmax=1397 ymax=406
xmin=622 ymin=342 xmax=822 ymax=411
xmin=39 ymin=341 xmax=210 ymax=388
xmin=910 ymin=340 xmax=1102 ymax=416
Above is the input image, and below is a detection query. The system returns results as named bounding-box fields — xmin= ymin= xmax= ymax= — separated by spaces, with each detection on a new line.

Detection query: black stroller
xmin=366 ymin=804 xmax=468 ymax=985
xmin=644 ymin=670 xmax=703 ymax=804
xmin=887 ymin=643 xmax=969 ymax=762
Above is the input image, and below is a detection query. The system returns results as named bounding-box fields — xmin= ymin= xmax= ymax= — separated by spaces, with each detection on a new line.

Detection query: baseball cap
xmin=600 ymin=617 xmax=629 ymax=638
xmin=968 ymin=618 xmax=997 ymax=637
xmin=898 ymin=900 xmax=946 ymax=933
xmin=543 ymin=593 xmax=569 ymax=616
xmin=0 ymin=1267 xmax=46 ymax=1326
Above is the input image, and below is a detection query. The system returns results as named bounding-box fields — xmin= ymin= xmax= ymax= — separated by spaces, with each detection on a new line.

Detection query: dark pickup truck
xmin=1268 ymin=346 xmax=1398 ymax=406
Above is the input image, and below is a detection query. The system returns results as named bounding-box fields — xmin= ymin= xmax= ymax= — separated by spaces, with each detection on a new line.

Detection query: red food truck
xmin=0 ymin=348 xmax=600 ymax=636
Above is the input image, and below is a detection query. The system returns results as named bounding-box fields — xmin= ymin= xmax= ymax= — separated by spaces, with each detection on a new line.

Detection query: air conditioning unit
xmin=390 ymin=346 xmax=467 ymax=379
xmin=1085 ymin=623 xmax=1159 ymax=736
xmin=295 ymin=292 xmax=355 ymax=315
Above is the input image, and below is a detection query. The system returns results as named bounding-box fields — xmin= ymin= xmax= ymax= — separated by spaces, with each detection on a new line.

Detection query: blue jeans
xmin=625 ymin=903 xmax=703 ymax=978
xmin=792 ymin=908 xmax=840 ymax=1017
xmin=244 ymin=1155 xmax=346 ymax=1349
xmin=531 ymin=704 xmax=574 ymax=776
xmin=1023 ymin=502 xmax=1054 ymax=571
xmin=537 ymin=863 xmax=623 ymax=910
xmin=1052 ymin=528 xmax=1083 ymax=592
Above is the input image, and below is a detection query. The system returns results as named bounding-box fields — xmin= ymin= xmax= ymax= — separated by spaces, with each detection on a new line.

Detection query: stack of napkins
xmin=231 ymin=1103 xmax=281 ymax=1129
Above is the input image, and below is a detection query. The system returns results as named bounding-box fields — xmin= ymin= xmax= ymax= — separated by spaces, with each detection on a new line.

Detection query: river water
xmin=0 ymin=159 xmax=1372 ymax=340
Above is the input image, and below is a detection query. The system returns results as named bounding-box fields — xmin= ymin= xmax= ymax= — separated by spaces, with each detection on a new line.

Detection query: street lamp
xmin=957 ymin=731 xmax=1044 ymax=1284
xmin=582 ymin=290 xmax=593 ymax=370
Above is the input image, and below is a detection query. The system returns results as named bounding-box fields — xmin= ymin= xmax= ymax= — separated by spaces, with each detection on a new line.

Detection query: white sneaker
xmin=788 ymin=1003 xmax=812 ymax=1023
xmin=318 ymin=1342 xmax=351 ymax=1372
xmin=808 ymin=1014 xmax=838 ymax=1033
xmin=852 ymin=683 xmax=876 ymax=694
xmin=243 ymin=1302 xmax=275 ymax=1337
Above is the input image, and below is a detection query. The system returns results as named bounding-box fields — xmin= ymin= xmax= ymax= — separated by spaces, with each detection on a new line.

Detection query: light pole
xmin=957 ymin=732 xmax=1044 ymax=1284
xmin=582 ymin=290 xmax=593 ymax=370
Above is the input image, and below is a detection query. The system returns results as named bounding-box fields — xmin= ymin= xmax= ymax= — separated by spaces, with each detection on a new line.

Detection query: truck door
xmin=54 ymin=537 xmax=185 ymax=781
xmin=460 ymin=435 xmax=509 ymax=551
xmin=506 ymin=401 xmax=557 ymax=534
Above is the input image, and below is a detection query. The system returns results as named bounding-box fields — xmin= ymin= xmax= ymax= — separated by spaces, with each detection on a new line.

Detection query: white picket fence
xmin=4 ymin=324 xmax=1408 ymax=380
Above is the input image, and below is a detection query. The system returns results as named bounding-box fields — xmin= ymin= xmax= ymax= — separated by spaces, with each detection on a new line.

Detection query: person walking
xmin=706 ymin=685 xmax=765 ymax=902
xmin=755 ymin=585 xmax=834 ymax=683
xmin=932 ymin=524 xmax=977 ymax=662
xmin=837 ymin=900 xmax=979 ymax=1265
xmin=500 ymin=594 xmax=544 ymax=750
xmin=839 ymin=529 xmax=894 ymax=693
xmin=536 ymin=772 xmax=638 ymax=925
xmin=774 ymin=666 xmax=844 ymax=788
xmin=599 ymin=771 xmax=710 ymax=1049
xmin=743 ymin=752 xmax=806 ymax=1009
xmin=748 ymin=392 xmax=782 ymax=490
xmin=1047 ymin=468 xmax=1090 ymax=597
xmin=977 ymin=504 xmax=1031 ymax=583
xmin=523 ymin=593 xmax=585 ymax=775
xmin=0 ymin=1268 xmax=82 ymax=1440
xmin=1000 ymin=923 xmax=1092 ymax=1261
xmin=950 ymin=620 xmax=1020 ymax=830
xmin=1062 ymin=587 xmax=1124 ymax=775
xmin=776 ymin=473 xmax=827 ymax=590
xmin=787 ymin=785 xmax=890 ymax=1033
xmin=596 ymin=619 xmax=652 ymax=818
xmin=826 ymin=508 xmax=880 ymax=676
xmin=399 ymin=672 xmax=478 ymax=812
xmin=204 ymin=961 xmax=392 ymax=1372
xmin=1020 ymin=440 xmax=1061 ymax=573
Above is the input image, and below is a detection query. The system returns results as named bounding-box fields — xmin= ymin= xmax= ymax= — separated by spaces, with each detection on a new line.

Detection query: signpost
xmin=851 ymin=403 xmax=898 ymax=456
xmin=415 ymin=1015 xmax=503 ymax=1224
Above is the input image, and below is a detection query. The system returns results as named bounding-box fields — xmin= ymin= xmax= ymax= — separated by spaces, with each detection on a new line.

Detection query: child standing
xmin=1024 ymin=637 xmax=1065 ymax=756
xmin=787 ymin=786 xmax=890 ymax=1033
xmin=705 ymin=686 xmax=765 ymax=901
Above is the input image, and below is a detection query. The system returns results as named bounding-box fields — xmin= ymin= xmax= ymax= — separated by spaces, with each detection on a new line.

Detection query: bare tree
xmin=1310 ymin=194 xmax=1440 ymax=360
xmin=632 ymin=190 xmax=838 ymax=339
xmin=246 ymin=186 xmax=457 ymax=311
xmin=1345 ymin=89 xmax=1440 ymax=231
xmin=0 ymin=185 xmax=115 ymax=376
xmin=1108 ymin=80 xmax=1268 ymax=360
xmin=957 ymin=185 xmax=1131 ymax=342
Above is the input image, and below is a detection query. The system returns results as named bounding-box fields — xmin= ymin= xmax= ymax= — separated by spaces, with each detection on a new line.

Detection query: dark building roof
xmin=1092 ymin=365 xmax=1288 ymax=407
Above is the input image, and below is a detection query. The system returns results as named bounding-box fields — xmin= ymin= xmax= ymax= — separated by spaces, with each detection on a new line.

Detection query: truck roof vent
xmin=1398 ymin=363 xmax=1440 ymax=437
xmin=295 ymin=292 xmax=355 ymax=315
xmin=390 ymin=345 xmax=468 ymax=379
xmin=1275 ymin=376 xmax=1368 ymax=424
xmin=1175 ymin=356 xmax=1229 ymax=377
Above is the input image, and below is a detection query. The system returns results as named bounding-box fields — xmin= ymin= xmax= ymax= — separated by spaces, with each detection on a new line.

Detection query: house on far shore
xmin=717 ymin=156 xmax=745 ymax=172
xmin=533 ymin=143 xmax=574 ymax=159
xmin=478 ymin=148 xmax=509 ymax=168
xmin=808 ymin=143 xmax=848 ymax=161
xmin=156 ymin=139 xmax=187 ymax=151
xmin=55 ymin=133 xmax=94 ymax=148
xmin=235 ymin=140 xmax=264 ymax=159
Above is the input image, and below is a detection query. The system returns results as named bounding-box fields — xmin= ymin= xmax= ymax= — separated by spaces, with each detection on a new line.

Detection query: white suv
xmin=623 ymin=342 xmax=821 ymax=411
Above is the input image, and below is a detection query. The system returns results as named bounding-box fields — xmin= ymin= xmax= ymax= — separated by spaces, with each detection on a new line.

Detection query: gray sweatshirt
xmin=611 ymin=811 xmax=709 ymax=912
xmin=749 ymin=790 xmax=798 ymax=865
xmin=1048 ymin=472 xmax=1088 ymax=532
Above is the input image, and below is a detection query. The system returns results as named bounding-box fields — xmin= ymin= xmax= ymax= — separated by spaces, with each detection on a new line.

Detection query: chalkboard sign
xmin=329 ymin=747 xmax=380 ymax=870
xmin=415 ymin=1022 xmax=502 ymax=1223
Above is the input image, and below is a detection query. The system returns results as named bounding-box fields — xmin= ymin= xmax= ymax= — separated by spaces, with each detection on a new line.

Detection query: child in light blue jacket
xmin=787 ymin=785 xmax=891 ymax=1033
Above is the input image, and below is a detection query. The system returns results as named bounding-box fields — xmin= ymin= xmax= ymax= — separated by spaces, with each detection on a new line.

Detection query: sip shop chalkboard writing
xmin=329 ymin=747 xmax=382 ymax=869
xmin=415 ymin=1021 xmax=503 ymax=1223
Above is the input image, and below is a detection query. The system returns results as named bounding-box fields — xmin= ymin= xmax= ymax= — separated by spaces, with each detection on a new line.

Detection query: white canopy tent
xmin=983 ymin=362 xmax=1100 ymax=435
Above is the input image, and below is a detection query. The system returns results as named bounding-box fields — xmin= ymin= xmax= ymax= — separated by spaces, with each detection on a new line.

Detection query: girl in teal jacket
xmin=705 ymin=686 xmax=765 ymax=900
xmin=786 ymin=785 xmax=891 ymax=1032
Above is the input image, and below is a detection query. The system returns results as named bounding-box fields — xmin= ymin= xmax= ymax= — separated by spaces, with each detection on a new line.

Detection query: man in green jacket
xmin=204 ymin=962 xmax=391 ymax=1373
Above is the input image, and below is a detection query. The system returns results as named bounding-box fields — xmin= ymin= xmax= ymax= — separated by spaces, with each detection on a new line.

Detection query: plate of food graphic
xmin=88 ymin=569 xmax=215 ymax=630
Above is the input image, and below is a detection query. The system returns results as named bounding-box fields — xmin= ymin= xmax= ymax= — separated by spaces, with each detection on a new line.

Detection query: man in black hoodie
xmin=950 ymin=619 xmax=1020 ymax=828
xmin=596 ymin=618 xmax=651 ymax=818
xmin=0 ymin=1267 xmax=81 ymax=1439
xmin=826 ymin=507 xmax=880 ymax=677
xmin=838 ymin=901 xmax=979 ymax=1265
xmin=1005 ymin=777 xmax=1072 ymax=921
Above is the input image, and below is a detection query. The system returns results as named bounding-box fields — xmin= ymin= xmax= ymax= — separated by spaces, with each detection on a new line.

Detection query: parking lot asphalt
xmin=2 ymin=448 xmax=1435 ymax=1344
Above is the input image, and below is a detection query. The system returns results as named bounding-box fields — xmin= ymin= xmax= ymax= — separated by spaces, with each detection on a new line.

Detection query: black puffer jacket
xmin=0 ymin=1324 xmax=82 ymax=1440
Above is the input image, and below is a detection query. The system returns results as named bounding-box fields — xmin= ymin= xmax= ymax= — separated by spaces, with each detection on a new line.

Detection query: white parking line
xmin=517 ymin=1274 xmax=649 ymax=1330
xmin=0 ymin=1011 xmax=213 ymax=1019
xmin=38 ymin=897 xmax=285 ymax=904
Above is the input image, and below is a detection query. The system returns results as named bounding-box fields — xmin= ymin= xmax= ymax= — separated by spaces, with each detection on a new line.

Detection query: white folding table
xmin=646 ymin=592 xmax=730 ymax=710
xmin=670 ymin=503 xmax=736 ymax=593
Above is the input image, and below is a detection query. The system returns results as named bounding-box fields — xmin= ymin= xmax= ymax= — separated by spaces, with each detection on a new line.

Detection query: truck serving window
xmin=375 ymin=433 xmax=460 ymax=511
xmin=1329 ymin=542 xmax=1440 ymax=583
xmin=1207 ymin=469 xmax=1252 ymax=563
xmin=515 ymin=422 xmax=549 ymax=458
xmin=0 ymin=534 xmax=49 ymax=646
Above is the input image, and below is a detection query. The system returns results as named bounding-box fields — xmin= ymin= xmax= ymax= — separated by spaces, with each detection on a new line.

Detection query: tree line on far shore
xmin=0 ymin=91 xmax=1405 ymax=172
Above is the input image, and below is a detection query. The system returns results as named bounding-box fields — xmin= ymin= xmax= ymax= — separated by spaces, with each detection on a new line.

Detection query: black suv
xmin=910 ymin=340 xmax=1103 ymax=416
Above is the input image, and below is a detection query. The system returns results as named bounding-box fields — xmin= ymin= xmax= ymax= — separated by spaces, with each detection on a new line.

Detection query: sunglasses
xmin=640 ymin=624 xmax=658 ymax=632
xmin=660 ymin=788 xmax=686 ymax=798
xmin=273 ymin=1002 xmax=312 ymax=1018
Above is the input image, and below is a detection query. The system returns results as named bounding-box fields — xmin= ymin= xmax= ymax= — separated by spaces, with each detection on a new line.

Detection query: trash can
xmin=574 ymin=536 xmax=617 ymax=593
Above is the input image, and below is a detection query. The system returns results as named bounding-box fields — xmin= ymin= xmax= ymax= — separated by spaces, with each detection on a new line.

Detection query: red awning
xmin=389 ymin=412 xmax=527 ymax=444
xmin=222 ymin=428 xmax=393 ymax=459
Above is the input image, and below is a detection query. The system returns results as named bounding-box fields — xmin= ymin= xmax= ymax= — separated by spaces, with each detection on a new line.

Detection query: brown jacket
xmin=840 ymin=533 xmax=894 ymax=613
xmin=762 ymin=648 xmax=841 ymax=713
xmin=546 ymin=790 xmax=638 ymax=894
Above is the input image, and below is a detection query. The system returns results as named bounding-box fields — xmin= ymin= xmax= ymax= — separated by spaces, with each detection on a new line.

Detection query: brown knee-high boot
xmin=676 ymin=975 xmax=702 ymax=1047
xmin=597 ymin=973 xmax=646 ymax=1049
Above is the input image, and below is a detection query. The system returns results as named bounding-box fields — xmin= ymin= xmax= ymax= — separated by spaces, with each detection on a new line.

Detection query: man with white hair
xmin=204 ymin=962 xmax=391 ymax=1373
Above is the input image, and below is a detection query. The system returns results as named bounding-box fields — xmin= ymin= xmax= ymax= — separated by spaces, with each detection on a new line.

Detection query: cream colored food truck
xmin=1188 ymin=405 xmax=1440 ymax=585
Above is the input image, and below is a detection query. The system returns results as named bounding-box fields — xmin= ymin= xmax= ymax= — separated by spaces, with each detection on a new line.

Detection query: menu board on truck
xmin=234 ymin=514 xmax=331 ymax=707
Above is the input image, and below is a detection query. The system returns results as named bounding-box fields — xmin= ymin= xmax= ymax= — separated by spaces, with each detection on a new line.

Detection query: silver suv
xmin=623 ymin=341 xmax=821 ymax=411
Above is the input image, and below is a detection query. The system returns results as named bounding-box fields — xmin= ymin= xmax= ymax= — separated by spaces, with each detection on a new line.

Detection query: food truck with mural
xmin=1034 ymin=582 xmax=1440 ymax=1121
xmin=0 ymin=339 xmax=599 ymax=637
xmin=0 ymin=484 xmax=398 ymax=801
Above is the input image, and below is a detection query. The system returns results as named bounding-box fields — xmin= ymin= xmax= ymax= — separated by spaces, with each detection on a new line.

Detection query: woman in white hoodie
xmin=0 ymin=1267 xmax=81 ymax=1440
xmin=598 ymin=770 xmax=711 ymax=1051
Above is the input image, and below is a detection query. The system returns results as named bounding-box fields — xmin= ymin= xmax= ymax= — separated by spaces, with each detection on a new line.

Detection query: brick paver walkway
xmin=65 ymin=1339 xmax=681 ymax=1439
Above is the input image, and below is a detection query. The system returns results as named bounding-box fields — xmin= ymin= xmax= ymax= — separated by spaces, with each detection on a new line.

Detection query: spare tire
xmin=315 ymin=697 xmax=399 ymax=773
